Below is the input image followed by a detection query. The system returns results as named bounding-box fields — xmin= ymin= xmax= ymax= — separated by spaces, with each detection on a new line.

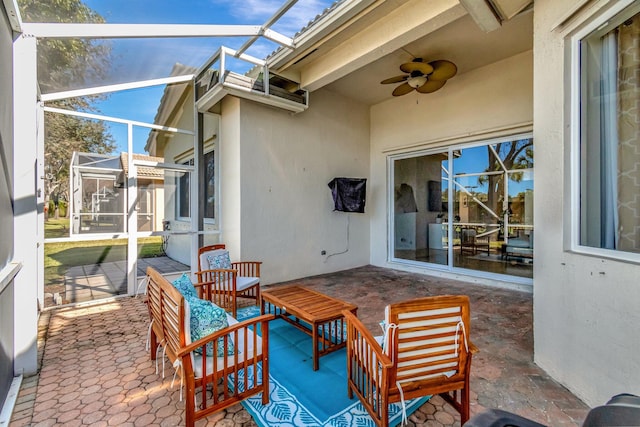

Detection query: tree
xmin=481 ymin=139 xmax=534 ymax=218
xmin=19 ymin=0 xmax=115 ymax=218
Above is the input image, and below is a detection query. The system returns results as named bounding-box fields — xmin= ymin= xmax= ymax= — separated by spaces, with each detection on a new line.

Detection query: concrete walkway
xmin=64 ymin=256 xmax=188 ymax=304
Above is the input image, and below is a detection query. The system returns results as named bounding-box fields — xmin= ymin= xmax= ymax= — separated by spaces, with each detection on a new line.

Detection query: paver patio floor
xmin=11 ymin=265 xmax=589 ymax=426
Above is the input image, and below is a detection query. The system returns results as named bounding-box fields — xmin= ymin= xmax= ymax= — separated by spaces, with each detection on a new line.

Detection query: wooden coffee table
xmin=260 ymin=285 xmax=357 ymax=371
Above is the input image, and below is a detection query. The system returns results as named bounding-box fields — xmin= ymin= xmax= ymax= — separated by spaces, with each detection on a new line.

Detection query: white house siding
xmin=219 ymin=89 xmax=370 ymax=284
xmin=369 ymin=51 xmax=534 ymax=282
xmin=533 ymin=0 xmax=640 ymax=406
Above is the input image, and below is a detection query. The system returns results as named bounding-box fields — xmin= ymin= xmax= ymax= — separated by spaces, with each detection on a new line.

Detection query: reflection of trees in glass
xmin=19 ymin=0 xmax=114 ymax=218
xmin=205 ymin=151 xmax=215 ymax=219
xmin=481 ymin=139 xmax=533 ymax=216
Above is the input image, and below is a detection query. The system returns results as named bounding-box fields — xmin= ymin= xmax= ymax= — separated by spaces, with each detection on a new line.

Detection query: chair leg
xmin=461 ymin=383 xmax=470 ymax=424
xmin=231 ymin=295 xmax=237 ymax=318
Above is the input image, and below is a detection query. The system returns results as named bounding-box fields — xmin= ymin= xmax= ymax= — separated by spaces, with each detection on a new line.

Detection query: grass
xmin=44 ymin=221 xmax=164 ymax=287
xmin=45 ymin=218 xmax=70 ymax=239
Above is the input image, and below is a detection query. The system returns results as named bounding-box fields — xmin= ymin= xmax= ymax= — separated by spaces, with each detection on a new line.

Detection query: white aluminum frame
xmin=9 ymin=0 xmax=323 ymax=378
xmin=41 ymin=76 xmax=197 ymax=295
xmin=568 ymin=0 xmax=640 ymax=263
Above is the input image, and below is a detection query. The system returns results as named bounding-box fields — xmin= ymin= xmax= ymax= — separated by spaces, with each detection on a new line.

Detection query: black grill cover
xmin=328 ymin=178 xmax=366 ymax=213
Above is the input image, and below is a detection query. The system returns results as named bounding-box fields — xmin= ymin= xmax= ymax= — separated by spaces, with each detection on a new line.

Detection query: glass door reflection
xmin=393 ymin=152 xmax=448 ymax=266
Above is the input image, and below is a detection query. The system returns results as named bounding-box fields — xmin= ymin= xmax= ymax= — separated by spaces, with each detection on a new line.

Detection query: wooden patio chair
xmin=146 ymin=267 xmax=273 ymax=427
xmin=196 ymin=245 xmax=262 ymax=318
xmin=460 ymin=227 xmax=490 ymax=256
xmin=343 ymin=295 xmax=478 ymax=427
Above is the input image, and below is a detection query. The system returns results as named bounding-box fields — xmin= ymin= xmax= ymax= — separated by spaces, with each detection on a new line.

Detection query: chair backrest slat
xmin=388 ymin=295 xmax=470 ymax=384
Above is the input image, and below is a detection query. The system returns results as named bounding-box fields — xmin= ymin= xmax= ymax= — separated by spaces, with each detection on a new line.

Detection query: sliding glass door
xmin=390 ymin=136 xmax=533 ymax=280
xmin=393 ymin=151 xmax=449 ymax=266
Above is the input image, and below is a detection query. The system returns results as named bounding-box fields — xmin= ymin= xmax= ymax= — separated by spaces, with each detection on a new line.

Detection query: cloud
xmin=210 ymin=0 xmax=334 ymax=37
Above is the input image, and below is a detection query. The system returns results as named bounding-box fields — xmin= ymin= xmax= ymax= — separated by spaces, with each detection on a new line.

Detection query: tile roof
xmin=120 ymin=152 xmax=165 ymax=179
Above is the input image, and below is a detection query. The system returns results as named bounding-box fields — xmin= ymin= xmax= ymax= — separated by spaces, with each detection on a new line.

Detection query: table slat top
xmin=261 ymin=285 xmax=357 ymax=322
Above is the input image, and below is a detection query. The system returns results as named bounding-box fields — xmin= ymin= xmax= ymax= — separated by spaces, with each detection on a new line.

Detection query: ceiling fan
xmin=381 ymin=58 xmax=457 ymax=96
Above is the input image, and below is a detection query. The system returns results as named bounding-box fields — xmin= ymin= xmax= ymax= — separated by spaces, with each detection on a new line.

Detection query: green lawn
xmin=44 ymin=218 xmax=70 ymax=239
xmin=44 ymin=233 xmax=164 ymax=286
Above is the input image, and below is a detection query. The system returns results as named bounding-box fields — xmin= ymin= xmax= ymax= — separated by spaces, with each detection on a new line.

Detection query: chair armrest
xmin=194 ymin=269 xmax=237 ymax=298
xmin=343 ymin=310 xmax=393 ymax=424
xmin=469 ymin=341 xmax=479 ymax=355
xmin=230 ymin=261 xmax=261 ymax=278
xmin=177 ymin=313 xmax=275 ymax=357
xmin=344 ymin=311 xmax=392 ymax=367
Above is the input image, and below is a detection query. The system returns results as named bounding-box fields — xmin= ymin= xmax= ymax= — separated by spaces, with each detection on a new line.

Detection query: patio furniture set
xmin=144 ymin=244 xmax=479 ymax=427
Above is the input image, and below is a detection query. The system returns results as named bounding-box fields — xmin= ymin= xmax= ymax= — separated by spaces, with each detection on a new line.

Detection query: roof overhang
xmin=273 ymin=0 xmax=467 ymax=92
xmin=196 ymin=77 xmax=308 ymax=114
xmin=460 ymin=0 xmax=532 ymax=32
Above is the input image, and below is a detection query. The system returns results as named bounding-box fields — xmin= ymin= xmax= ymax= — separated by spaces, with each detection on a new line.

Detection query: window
xmin=204 ymin=150 xmax=215 ymax=219
xmin=177 ymin=159 xmax=193 ymax=219
xmin=579 ymin=2 xmax=640 ymax=254
xmin=176 ymin=151 xmax=215 ymax=220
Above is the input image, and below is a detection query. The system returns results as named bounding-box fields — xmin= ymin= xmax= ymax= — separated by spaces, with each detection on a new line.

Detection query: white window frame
xmin=176 ymin=158 xmax=194 ymax=221
xmin=174 ymin=144 xmax=217 ymax=224
xmin=569 ymin=0 xmax=640 ymax=263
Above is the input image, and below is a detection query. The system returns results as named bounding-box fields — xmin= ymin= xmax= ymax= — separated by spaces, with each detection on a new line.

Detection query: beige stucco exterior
xmin=533 ymin=0 xmax=640 ymax=407
xmin=219 ymin=89 xmax=371 ymax=284
xmin=160 ymin=2 xmax=640 ymax=408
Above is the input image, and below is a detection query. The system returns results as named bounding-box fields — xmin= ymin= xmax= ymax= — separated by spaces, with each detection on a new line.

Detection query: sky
xmin=67 ymin=0 xmax=336 ymax=153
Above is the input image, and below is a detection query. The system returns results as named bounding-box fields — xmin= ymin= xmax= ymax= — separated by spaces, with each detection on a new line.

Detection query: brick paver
xmin=11 ymin=266 xmax=589 ymax=426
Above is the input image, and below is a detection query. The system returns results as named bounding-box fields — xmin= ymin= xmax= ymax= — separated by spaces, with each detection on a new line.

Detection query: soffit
xmin=274 ymin=0 xmax=465 ymax=88
xmin=322 ymin=9 xmax=533 ymax=106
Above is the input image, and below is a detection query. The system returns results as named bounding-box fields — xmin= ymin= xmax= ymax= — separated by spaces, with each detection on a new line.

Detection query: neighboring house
xmin=69 ymin=151 xmax=164 ymax=235
xmin=2 ymin=0 xmax=639 ymax=416
xmin=119 ymin=153 xmax=165 ymax=232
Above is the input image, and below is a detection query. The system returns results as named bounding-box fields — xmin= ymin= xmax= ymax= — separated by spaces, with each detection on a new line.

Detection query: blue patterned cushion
xmin=187 ymin=297 xmax=234 ymax=357
xmin=207 ymin=250 xmax=232 ymax=269
xmin=172 ymin=273 xmax=197 ymax=299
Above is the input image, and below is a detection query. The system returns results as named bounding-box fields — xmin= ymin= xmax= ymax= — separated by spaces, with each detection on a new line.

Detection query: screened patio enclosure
xmin=69 ymin=152 xmax=166 ymax=235
xmin=25 ymin=0 xmax=332 ymax=308
xmin=70 ymin=152 xmax=125 ymax=235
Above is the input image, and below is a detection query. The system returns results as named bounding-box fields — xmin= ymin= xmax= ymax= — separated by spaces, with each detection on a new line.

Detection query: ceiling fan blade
xmin=380 ymin=75 xmax=409 ymax=84
xmin=392 ymin=82 xmax=415 ymax=96
xmin=399 ymin=61 xmax=433 ymax=75
xmin=428 ymin=60 xmax=457 ymax=81
xmin=416 ymin=79 xmax=446 ymax=93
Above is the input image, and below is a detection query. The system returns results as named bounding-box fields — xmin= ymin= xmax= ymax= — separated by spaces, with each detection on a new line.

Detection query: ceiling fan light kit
xmin=407 ymin=76 xmax=427 ymax=88
xmin=381 ymin=58 xmax=457 ymax=96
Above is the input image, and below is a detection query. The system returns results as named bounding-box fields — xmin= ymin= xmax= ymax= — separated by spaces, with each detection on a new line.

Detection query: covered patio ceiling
xmin=324 ymin=10 xmax=533 ymax=106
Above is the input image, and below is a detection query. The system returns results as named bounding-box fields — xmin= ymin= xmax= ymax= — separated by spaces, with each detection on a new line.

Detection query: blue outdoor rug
xmin=236 ymin=306 xmax=430 ymax=427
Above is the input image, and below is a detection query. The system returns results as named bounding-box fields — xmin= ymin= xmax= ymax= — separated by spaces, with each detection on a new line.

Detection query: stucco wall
xmin=533 ymin=0 xmax=640 ymax=406
xmin=369 ymin=51 xmax=533 ymax=279
xmin=219 ymin=89 xmax=370 ymax=284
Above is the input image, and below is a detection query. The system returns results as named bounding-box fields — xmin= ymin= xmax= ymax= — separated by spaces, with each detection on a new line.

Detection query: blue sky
xmin=77 ymin=0 xmax=335 ymax=153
